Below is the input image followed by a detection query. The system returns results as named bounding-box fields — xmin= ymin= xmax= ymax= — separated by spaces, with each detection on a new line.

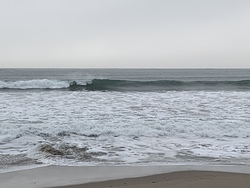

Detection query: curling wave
xmin=62 ymin=79 xmax=250 ymax=91
xmin=0 ymin=79 xmax=250 ymax=91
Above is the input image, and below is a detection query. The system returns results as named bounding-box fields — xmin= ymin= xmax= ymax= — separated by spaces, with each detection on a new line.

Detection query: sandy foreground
xmin=57 ymin=171 xmax=250 ymax=188
xmin=1 ymin=165 xmax=250 ymax=188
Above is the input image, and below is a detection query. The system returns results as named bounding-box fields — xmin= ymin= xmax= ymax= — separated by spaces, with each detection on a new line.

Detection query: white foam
xmin=0 ymin=91 xmax=250 ymax=167
xmin=0 ymin=79 xmax=70 ymax=89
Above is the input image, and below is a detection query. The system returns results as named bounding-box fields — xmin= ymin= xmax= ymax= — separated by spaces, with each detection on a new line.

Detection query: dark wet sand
xmin=1 ymin=166 xmax=250 ymax=188
xmin=54 ymin=170 xmax=250 ymax=188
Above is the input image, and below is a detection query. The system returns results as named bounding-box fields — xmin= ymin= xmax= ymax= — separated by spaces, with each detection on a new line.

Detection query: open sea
xmin=0 ymin=69 xmax=250 ymax=172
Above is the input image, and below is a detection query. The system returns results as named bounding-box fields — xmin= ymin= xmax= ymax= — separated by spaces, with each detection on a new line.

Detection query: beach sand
xmin=55 ymin=171 xmax=250 ymax=188
xmin=1 ymin=165 xmax=250 ymax=188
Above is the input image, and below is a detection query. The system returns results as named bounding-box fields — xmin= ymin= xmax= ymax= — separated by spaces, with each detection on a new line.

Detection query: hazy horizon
xmin=1 ymin=0 xmax=250 ymax=68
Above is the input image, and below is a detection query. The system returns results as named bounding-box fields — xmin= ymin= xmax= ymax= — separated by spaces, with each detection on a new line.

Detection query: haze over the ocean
xmin=0 ymin=0 xmax=249 ymax=68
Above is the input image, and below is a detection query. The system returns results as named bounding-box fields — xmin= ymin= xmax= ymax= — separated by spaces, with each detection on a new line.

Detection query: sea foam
xmin=0 ymin=79 xmax=70 ymax=89
xmin=0 ymin=90 xmax=249 ymax=166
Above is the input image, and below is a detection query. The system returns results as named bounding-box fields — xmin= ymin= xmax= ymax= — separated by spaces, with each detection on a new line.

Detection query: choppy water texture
xmin=0 ymin=69 xmax=250 ymax=171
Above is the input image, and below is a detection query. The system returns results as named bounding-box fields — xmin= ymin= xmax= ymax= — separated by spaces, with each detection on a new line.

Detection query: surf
xmin=0 ymin=79 xmax=250 ymax=91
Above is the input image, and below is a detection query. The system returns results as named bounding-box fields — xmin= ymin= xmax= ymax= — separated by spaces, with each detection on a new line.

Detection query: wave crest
xmin=0 ymin=79 xmax=69 ymax=89
xmin=0 ymin=79 xmax=250 ymax=91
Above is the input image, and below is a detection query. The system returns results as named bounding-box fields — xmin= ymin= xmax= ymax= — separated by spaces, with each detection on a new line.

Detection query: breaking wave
xmin=0 ymin=79 xmax=69 ymax=89
xmin=0 ymin=79 xmax=250 ymax=91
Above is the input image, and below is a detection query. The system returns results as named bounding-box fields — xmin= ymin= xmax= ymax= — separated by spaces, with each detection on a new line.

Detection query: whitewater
xmin=0 ymin=69 xmax=250 ymax=172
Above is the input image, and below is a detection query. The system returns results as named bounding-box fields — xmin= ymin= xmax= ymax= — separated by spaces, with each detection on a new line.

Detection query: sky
xmin=0 ymin=0 xmax=250 ymax=68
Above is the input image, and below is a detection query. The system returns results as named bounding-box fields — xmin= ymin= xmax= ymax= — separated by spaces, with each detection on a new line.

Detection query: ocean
xmin=0 ymin=69 xmax=250 ymax=172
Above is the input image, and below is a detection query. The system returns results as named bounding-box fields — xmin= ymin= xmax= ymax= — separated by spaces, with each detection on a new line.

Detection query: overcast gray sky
xmin=0 ymin=0 xmax=249 ymax=68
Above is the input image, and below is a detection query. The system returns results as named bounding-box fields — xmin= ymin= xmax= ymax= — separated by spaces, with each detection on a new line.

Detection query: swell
xmin=85 ymin=79 xmax=250 ymax=91
xmin=0 ymin=79 xmax=250 ymax=91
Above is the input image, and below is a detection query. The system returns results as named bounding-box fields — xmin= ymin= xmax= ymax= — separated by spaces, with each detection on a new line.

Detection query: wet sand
xmin=1 ymin=165 xmax=250 ymax=188
xmin=55 ymin=171 xmax=250 ymax=188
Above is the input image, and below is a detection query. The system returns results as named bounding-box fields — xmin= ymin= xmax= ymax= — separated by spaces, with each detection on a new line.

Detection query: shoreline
xmin=1 ymin=165 xmax=250 ymax=188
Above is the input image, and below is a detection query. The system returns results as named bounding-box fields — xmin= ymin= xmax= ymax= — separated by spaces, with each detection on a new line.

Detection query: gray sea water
xmin=0 ymin=69 xmax=250 ymax=172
